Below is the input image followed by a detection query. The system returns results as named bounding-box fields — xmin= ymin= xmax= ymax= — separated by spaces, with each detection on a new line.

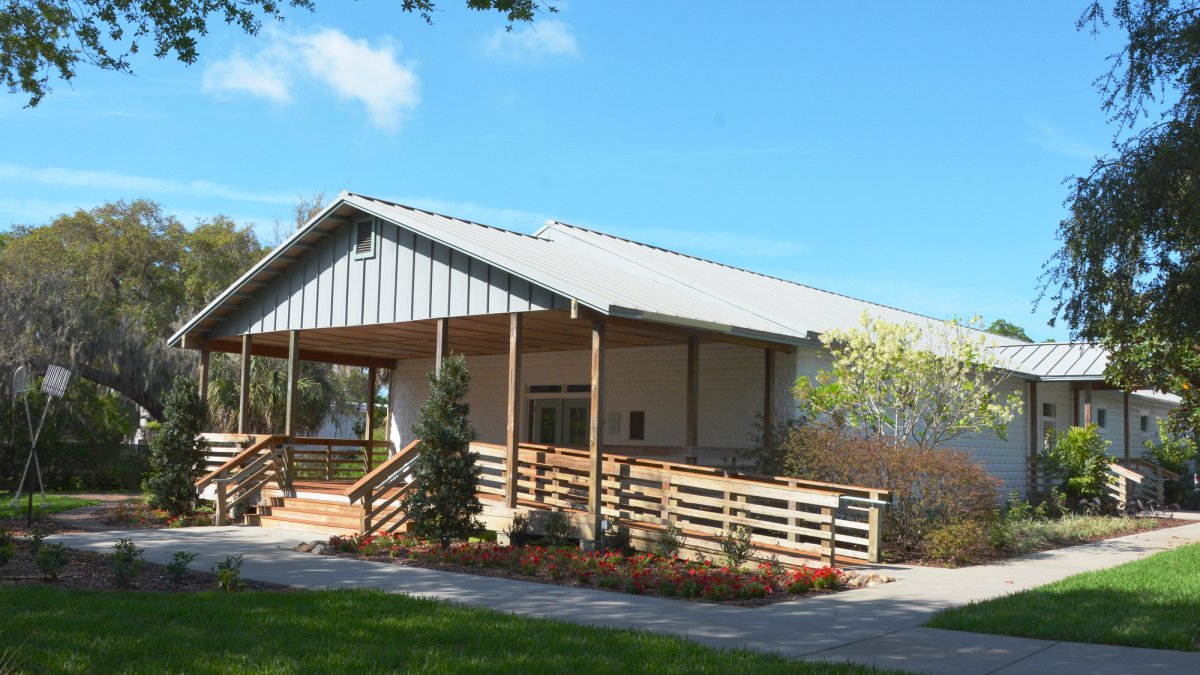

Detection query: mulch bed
xmin=895 ymin=516 xmax=1194 ymax=567
xmin=0 ymin=539 xmax=288 ymax=592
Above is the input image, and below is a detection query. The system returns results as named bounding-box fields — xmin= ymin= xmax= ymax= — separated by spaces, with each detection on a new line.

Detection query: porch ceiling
xmin=193 ymin=309 xmax=778 ymax=366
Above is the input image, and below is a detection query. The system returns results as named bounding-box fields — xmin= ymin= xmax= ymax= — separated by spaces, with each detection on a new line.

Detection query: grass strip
xmin=0 ymin=586 xmax=899 ymax=674
xmin=929 ymin=542 xmax=1200 ymax=651
xmin=0 ymin=493 xmax=100 ymax=519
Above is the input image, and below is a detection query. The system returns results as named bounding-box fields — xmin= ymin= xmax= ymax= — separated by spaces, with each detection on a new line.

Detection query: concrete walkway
xmin=49 ymin=517 xmax=1200 ymax=674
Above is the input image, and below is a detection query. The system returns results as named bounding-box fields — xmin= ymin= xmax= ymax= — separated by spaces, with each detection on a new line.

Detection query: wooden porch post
xmin=686 ymin=336 xmax=699 ymax=448
xmin=284 ymin=330 xmax=300 ymax=438
xmin=1123 ymin=390 xmax=1131 ymax=459
xmin=365 ymin=366 xmax=377 ymax=472
xmin=435 ymin=318 xmax=450 ymax=375
xmin=763 ymin=349 xmax=776 ymax=449
xmin=237 ymin=334 xmax=252 ymax=434
xmin=505 ymin=313 xmax=523 ymax=508
xmin=589 ymin=320 xmax=606 ymax=540
xmin=1028 ymin=380 xmax=1039 ymax=495
xmin=198 ymin=349 xmax=210 ymax=406
xmin=1084 ymin=383 xmax=1093 ymax=426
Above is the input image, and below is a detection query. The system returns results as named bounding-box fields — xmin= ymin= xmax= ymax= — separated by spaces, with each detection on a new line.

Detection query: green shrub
xmin=111 ymin=538 xmax=145 ymax=588
xmin=25 ymin=530 xmax=45 ymax=556
xmin=718 ymin=524 xmax=754 ymax=569
xmin=542 ymin=509 xmax=573 ymax=547
xmin=603 ymin=520 xmax=633 ymax=554
xmin=655 ymin=522 xmax=684 ymax=559
xmin=0 ymin=529 xmax=14 ymax=568
xmin=504 ymin=512 xmax=533 ymax=546
xmin=1040 ymin=425 xmax=1113 ymax=503
xmin=924 ymin=520 xmax=996 ymax=566
xmin=143 ymin=376 xmax=208 ymax=516
xmin=35 ymin=543 xmax=69 ymax=581
xmin=212 ymin=554 xmax=243 ymax=591
xmin=167 ymin=551 xmax=198 ymax=582
xmin=778 ymin=426 xmax=1002 ymax=559
xmin=1143 ymin=425 xmax=1197 ymax=504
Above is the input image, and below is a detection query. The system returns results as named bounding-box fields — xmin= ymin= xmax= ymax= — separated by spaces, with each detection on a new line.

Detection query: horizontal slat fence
xmin=474 ymin=442 xmax=889 ymax=565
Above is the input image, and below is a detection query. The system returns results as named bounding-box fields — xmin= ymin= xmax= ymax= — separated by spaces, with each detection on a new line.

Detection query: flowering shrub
xmin=326 ymin=534 xmax=845 ymax=603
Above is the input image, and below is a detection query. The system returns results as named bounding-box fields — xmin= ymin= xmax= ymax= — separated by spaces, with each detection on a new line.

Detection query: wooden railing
xmin=473 ymin=442 xmax=891 ymax=565
xmin=1109 ymin=458 xmax=1180 ymax=510
xmin=288 ymin=439 xmax=391 ymax=481
xmin=196 ymin=434 xmax=287 ymax=526
xmin=1028 ymin=455 xmax=1179 ymax=511
xmin=344 ymin=439 xmax=422 ymax=537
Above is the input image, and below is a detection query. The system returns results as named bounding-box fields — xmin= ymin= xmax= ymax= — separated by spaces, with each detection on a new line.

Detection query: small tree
xmin=400 ymin=354 xmax=482 ymax=547
xmin=1040 ymin=425 xmax=1113 ymax=502
xmin=794 ymin=312 xmax=1022 ymax=449
xmin=143 ymin=376 xmax=208 ymax=516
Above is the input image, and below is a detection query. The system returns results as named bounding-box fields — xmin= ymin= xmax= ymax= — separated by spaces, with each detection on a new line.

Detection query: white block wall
xmin=389 ymin=342 xmax=796 ymax=464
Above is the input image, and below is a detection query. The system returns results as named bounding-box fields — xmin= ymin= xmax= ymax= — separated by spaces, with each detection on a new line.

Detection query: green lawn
xmin=0 ymin=587 xmax=896 ymax=674
xmin=0 ymin=492 xmax=99 ymax=519
xmin=929 ymin=543 xmax=1200 ymax=651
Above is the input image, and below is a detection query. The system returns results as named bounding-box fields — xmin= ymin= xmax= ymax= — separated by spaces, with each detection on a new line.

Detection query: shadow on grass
xmin=0 ymin=587 xmax=893 ymax=674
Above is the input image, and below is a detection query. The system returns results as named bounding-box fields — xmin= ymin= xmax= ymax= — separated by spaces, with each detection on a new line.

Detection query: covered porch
xmin=171 ymin=194 xmax=890 ymax=565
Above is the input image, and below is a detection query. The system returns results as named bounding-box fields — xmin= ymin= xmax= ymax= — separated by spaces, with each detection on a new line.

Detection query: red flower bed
xmin=326 ymin=533 xmax=844 ymax=603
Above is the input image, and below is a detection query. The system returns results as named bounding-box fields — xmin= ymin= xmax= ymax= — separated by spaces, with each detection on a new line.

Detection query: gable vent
xmin=353 ymin=220 xmax=375 ymax=260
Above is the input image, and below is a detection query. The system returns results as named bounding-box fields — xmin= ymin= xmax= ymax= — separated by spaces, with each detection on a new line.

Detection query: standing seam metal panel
xmin=206 ymin=219 xmax=567 ymax=338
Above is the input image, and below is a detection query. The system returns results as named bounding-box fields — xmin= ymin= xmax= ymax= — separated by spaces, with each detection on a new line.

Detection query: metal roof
xmin=990 ymin=342 xmax=1108 ymax=381
xmin=169 ymin=191 xmax=1158 ymax=390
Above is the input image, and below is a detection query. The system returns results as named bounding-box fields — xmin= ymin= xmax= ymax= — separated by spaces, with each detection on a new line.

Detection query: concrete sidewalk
xmin=50 ymin=518 xmax=1200 ymax=674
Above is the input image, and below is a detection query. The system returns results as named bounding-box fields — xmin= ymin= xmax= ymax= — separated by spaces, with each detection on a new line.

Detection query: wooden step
xmin=246 ymin=513 xmax=355 ymax=536
xmin=257 ymin=505 xmax=362 ymax=528
xmin=268 ymin=497 xmax=361 ymax=517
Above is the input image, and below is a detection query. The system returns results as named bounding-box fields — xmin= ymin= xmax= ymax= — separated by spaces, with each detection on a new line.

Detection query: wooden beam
xmin=198 ymin=349 xmax=210 ymax=406
xmin=604 ymin=315 xmax=794 ymax=353
xmin=366 ymin=366 xmax=377 ymax=471
xmin=763 ymin=349 xmax=776 ymax=449
xmin=1084 ymin=383 xmax=1093 ymax=426
xmin=1123 ymin=390 xmax=1131 ymax=460
xmin=238 ymin=334 xmax=252 ymax=434
xmin=285 ymin=330 xmax=300 ymax=437
xmin=588 ymin=320 xmax=606 ymax=540
xmin=435 ymin=318 xmax=450 ymax=375
xmin=686 ymin=336 xmax=699 ymax=448
xmin=505 ymin=313 xmax=523 ymax=509
xmin=1028 ymin=380 xmax=1039 ymax=495
xmin=201 ymin=338 xmax=394 ymax=369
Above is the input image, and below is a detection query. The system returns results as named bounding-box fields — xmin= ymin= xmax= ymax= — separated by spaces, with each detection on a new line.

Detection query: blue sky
xmin=0 ymin=2 xmax=1125 ymax=341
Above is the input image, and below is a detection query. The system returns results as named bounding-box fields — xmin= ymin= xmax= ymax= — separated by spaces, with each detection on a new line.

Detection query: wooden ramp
xmin=198 ymin=435 xmax=891 ymax=566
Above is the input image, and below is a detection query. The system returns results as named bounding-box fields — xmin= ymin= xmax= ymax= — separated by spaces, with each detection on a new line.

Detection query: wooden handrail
xmin=472 ymin=440 xmax=890 ymax=564
xmin=196 ymin=434 xmax=283 ymax=491
xmin=1120 ymin=457 xmax=1180 ymax=481
xmin=345 ymin=439 xmax=421 ymax=503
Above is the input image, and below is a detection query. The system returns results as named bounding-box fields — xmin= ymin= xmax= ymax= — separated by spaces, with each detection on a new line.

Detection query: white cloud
xmin=1029 ymin=121 xmax=1104 ymax=160
xmin=0 ymin=163 xmax=294 ymax=204
xmin=202 ymin=52 xmax=292 ymax=103
xmin=297 ymin=29 xmax=419 ymax=132
xmin=202 ymin=28 xmax=419 ymax=131
xmin=485 ymin=20 xmax=579 ymax=61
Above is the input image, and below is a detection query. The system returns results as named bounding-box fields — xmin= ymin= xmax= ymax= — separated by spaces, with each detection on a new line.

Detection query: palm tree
xmin=205 ymin=354 xmax=336 ymax=435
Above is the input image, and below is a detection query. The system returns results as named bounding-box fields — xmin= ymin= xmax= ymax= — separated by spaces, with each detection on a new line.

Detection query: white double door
xmin=529 ymin=397 xmax=590 ymax=447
